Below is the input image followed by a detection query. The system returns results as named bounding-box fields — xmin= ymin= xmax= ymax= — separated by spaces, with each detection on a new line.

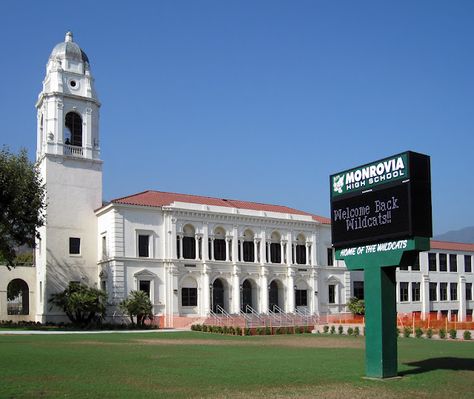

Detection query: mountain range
xmin=434 ymin=226 xmax=474 ymax=244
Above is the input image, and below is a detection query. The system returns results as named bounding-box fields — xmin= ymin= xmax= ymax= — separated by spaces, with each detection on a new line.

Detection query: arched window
xmin=182 ymin=224 xmax=196 ymax=259
xmin=213 ymin=227 xmax=226 ymax=261
xmin=7 ymin=279 xmax=29 ymax=315
xmin=270 ymin=231 xmax=281 ymax=264
xmin=242 ymin=229 xmax=255 ymax=262
xmin=65 ymin=112 xmax=82 ymax=146
xmin=295 ymin=234 xmax=306 ymax=265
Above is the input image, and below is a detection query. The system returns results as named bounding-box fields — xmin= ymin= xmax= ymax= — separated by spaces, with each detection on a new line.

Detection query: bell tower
xmin=35 ymin=32 xmax=102 ymax=322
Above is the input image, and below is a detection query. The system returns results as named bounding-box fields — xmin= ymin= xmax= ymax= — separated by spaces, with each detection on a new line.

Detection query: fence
xmin=321 ymin=312 xmax=474 ymax=331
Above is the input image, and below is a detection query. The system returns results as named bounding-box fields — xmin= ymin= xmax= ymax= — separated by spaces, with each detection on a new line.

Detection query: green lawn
xmin=0 ymin=332 xmax=472 ymax=398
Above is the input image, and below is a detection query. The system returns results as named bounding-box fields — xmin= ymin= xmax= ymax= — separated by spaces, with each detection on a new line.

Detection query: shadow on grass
xmin=400 ymin=357 xmax=474 ymax=376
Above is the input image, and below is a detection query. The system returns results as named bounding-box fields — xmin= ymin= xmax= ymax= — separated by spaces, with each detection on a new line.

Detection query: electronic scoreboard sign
xmin=330 ymin=151 xmax=432 ymax=249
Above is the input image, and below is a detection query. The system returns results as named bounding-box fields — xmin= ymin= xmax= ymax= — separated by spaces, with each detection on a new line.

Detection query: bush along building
xmin=1 ymin=33 xmax=473 ymax=326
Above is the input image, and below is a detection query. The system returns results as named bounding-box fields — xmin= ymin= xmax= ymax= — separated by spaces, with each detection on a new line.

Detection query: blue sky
xmin=1 ymin=1 xmax=473 ymax=235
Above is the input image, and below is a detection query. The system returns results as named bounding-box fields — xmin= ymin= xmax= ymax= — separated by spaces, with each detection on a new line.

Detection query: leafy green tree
xmin=49 ymin=282 xmax=107 ymax=326
xmin=347 ymin=297 xmax=365 ymax=315
xmin=0 ymin=147 xmax=45 ymax=268
xmin=119 ymin=290 xmax=153 ymax=327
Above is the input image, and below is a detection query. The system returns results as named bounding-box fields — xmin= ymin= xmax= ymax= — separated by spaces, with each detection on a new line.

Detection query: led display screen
xmin=330 ymin=151 xmax=432 ymax=248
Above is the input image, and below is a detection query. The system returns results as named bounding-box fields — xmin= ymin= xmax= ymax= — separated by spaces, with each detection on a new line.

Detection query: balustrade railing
xmin=63 ymin=144 xmax=83 ymax=157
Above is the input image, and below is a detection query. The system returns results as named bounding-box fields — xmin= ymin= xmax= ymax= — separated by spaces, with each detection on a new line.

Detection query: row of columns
xmin=176 ymin=233 xmax=313 ymax=266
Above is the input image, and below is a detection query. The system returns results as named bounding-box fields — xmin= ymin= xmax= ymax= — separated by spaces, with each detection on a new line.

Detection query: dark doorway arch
xmin=7 ymin=279 xmax=29 ymax=315
xmin=269 ymin=280 xmax=280 ymax=312
xmin=212 ymin=279 xmax=225 ymax=313
xmin=241 ymin=279 xmax=253 ymax=312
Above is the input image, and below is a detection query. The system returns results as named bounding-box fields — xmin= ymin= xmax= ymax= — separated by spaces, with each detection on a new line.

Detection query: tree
xmin=120 ymin=290 xmax=153 ymax=327
xmin=49 ymin=282 xmax=107 ymax=326
xmin=0 ymin=147 xmax=45 ymax=268
xmin=347 ymin=297 xmax=365 ymax=315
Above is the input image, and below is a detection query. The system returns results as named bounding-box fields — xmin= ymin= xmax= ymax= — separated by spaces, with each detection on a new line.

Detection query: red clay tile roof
xmin=430 ymin=240 xmax=474 ymax=252
xmin=111 ymin=190 xmax=331 ymax=224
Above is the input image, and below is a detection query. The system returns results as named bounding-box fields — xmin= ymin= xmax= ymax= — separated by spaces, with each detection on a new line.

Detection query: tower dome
xmin=49 ymin=31 xmax=89 ymax=64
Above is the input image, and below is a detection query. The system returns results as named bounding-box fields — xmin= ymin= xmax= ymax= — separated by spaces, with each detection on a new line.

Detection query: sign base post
xmin=336 ymin=238 xmax=430 ymax=379
xmin=365 ymin=266 xmax=397 ymax=378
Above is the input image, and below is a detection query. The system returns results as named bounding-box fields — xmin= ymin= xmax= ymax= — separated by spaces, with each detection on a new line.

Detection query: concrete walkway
xmin=0 ymin=329 xmax=180 ymax=335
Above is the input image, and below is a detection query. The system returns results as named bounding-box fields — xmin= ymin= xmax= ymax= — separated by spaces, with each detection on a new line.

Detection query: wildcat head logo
xmin=333 ymin=174 xmax=344 ymax=194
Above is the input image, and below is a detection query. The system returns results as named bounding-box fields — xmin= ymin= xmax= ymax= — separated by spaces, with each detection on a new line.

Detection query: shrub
xmin=49 ymin=282 xmax=107 ymax=327
xmin=403 ymin=327 xmax=412 ymax=338
xmin=439 ymin=328 xmax=446 ymax=339
xmin=256 ymin=327 xmax=264 ymax=335
xmin=347 ymin=297 xmax=365 ymax=315
xmin=415 ymin=327 xmax=423 ymax=338
xmin=265 ymin=327 xmax=271 ymax=335
xmin=449 ymin=329 xmax=457 ymax=340
xmin=235 ymin=326 xmax=242 ymax=336
xmin=463 ymin=330 xmax=471 ymax=340
xmin=202 ymin=325 xmax=208 ymax=332
xmin=347 ymin=327 xmax=354 ymax=336
xmin=338 ymin=325 xmax=344 ymax=335
xmin=119 ymin=290 xmax=153 ymax=327
xmin=426 ymin=328 xmax=433 ymax=339
xmin=354 ymin=326 xmax=360 ymax=337
xmin=304 ymin=326 xmax=312 ymax=334
xmin=245 ymin=328 xmax=251 ymax=336
xmin=228 ymin=326 xmax=235 ymax=335
xmin=330 ymin=325 xmax=336 ymax=335
xmin=323 ymin=325 xmax=329 ymax=334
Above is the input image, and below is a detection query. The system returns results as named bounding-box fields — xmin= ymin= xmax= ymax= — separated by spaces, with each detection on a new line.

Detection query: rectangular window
xmin=183 ymin=236 xmax=196 ymax=259
xmin=428 ymin=253 xmax=437 ymax=271
xmin=399 ymin=265 xmax=409 ymax=271
xmin=182 ymin=288 xmax=197 ymax=306
xmin=429 ymin=282 xmax=437 ymax=301
xmin=353 ymin=281 xmax=364 ymax=300
xmin=450 ymin=283 xmax=457 ymax=301
xmin=411 ymin=255 xmax=420 ymax=271
xmin=214 ymin=239 xmax=226 ymax=261
xmin=439 ymin=254 xmax=447 ymax=272
xmin=327 ymin=248 xmax=334 ymax=266
xmin=467 ymin=283 xmax=473 ymax=301
xmin=270 ymin=243 xmax=281 ymax=264
xmin=328 ymin=285 xmax=336 ymax=304
xmin=465 ymin=255 xmax=472 ymax=273
xmin=440 ymin=282 xmax=448 ymax=301
xmin=399 ymin=282 xmax=409 ymax=302
xmin=100 ymin=280 xmax=107 ymax=292
xmin=295 ymin=290 xmax=308 ymax=307
xmin=138 ymin=235 xmax=150 ymax=257
xmin=412 ymin=282 xmax=420 ymax=301
xmin=449 ymin=254 xmax=457 ymax=272
xmin=139 ymin=280 xmax=151 ymax=297
xmin=69 ymin=237 xmax=81 ymax=255
xmin=296 ymin=244 xmax=306 ymax=264
xmin=243 ymin=241 xmax=255 ymax=262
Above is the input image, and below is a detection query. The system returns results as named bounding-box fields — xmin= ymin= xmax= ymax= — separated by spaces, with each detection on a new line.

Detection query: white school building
xmin=1 ymin=33 xmax=473 ymax=326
